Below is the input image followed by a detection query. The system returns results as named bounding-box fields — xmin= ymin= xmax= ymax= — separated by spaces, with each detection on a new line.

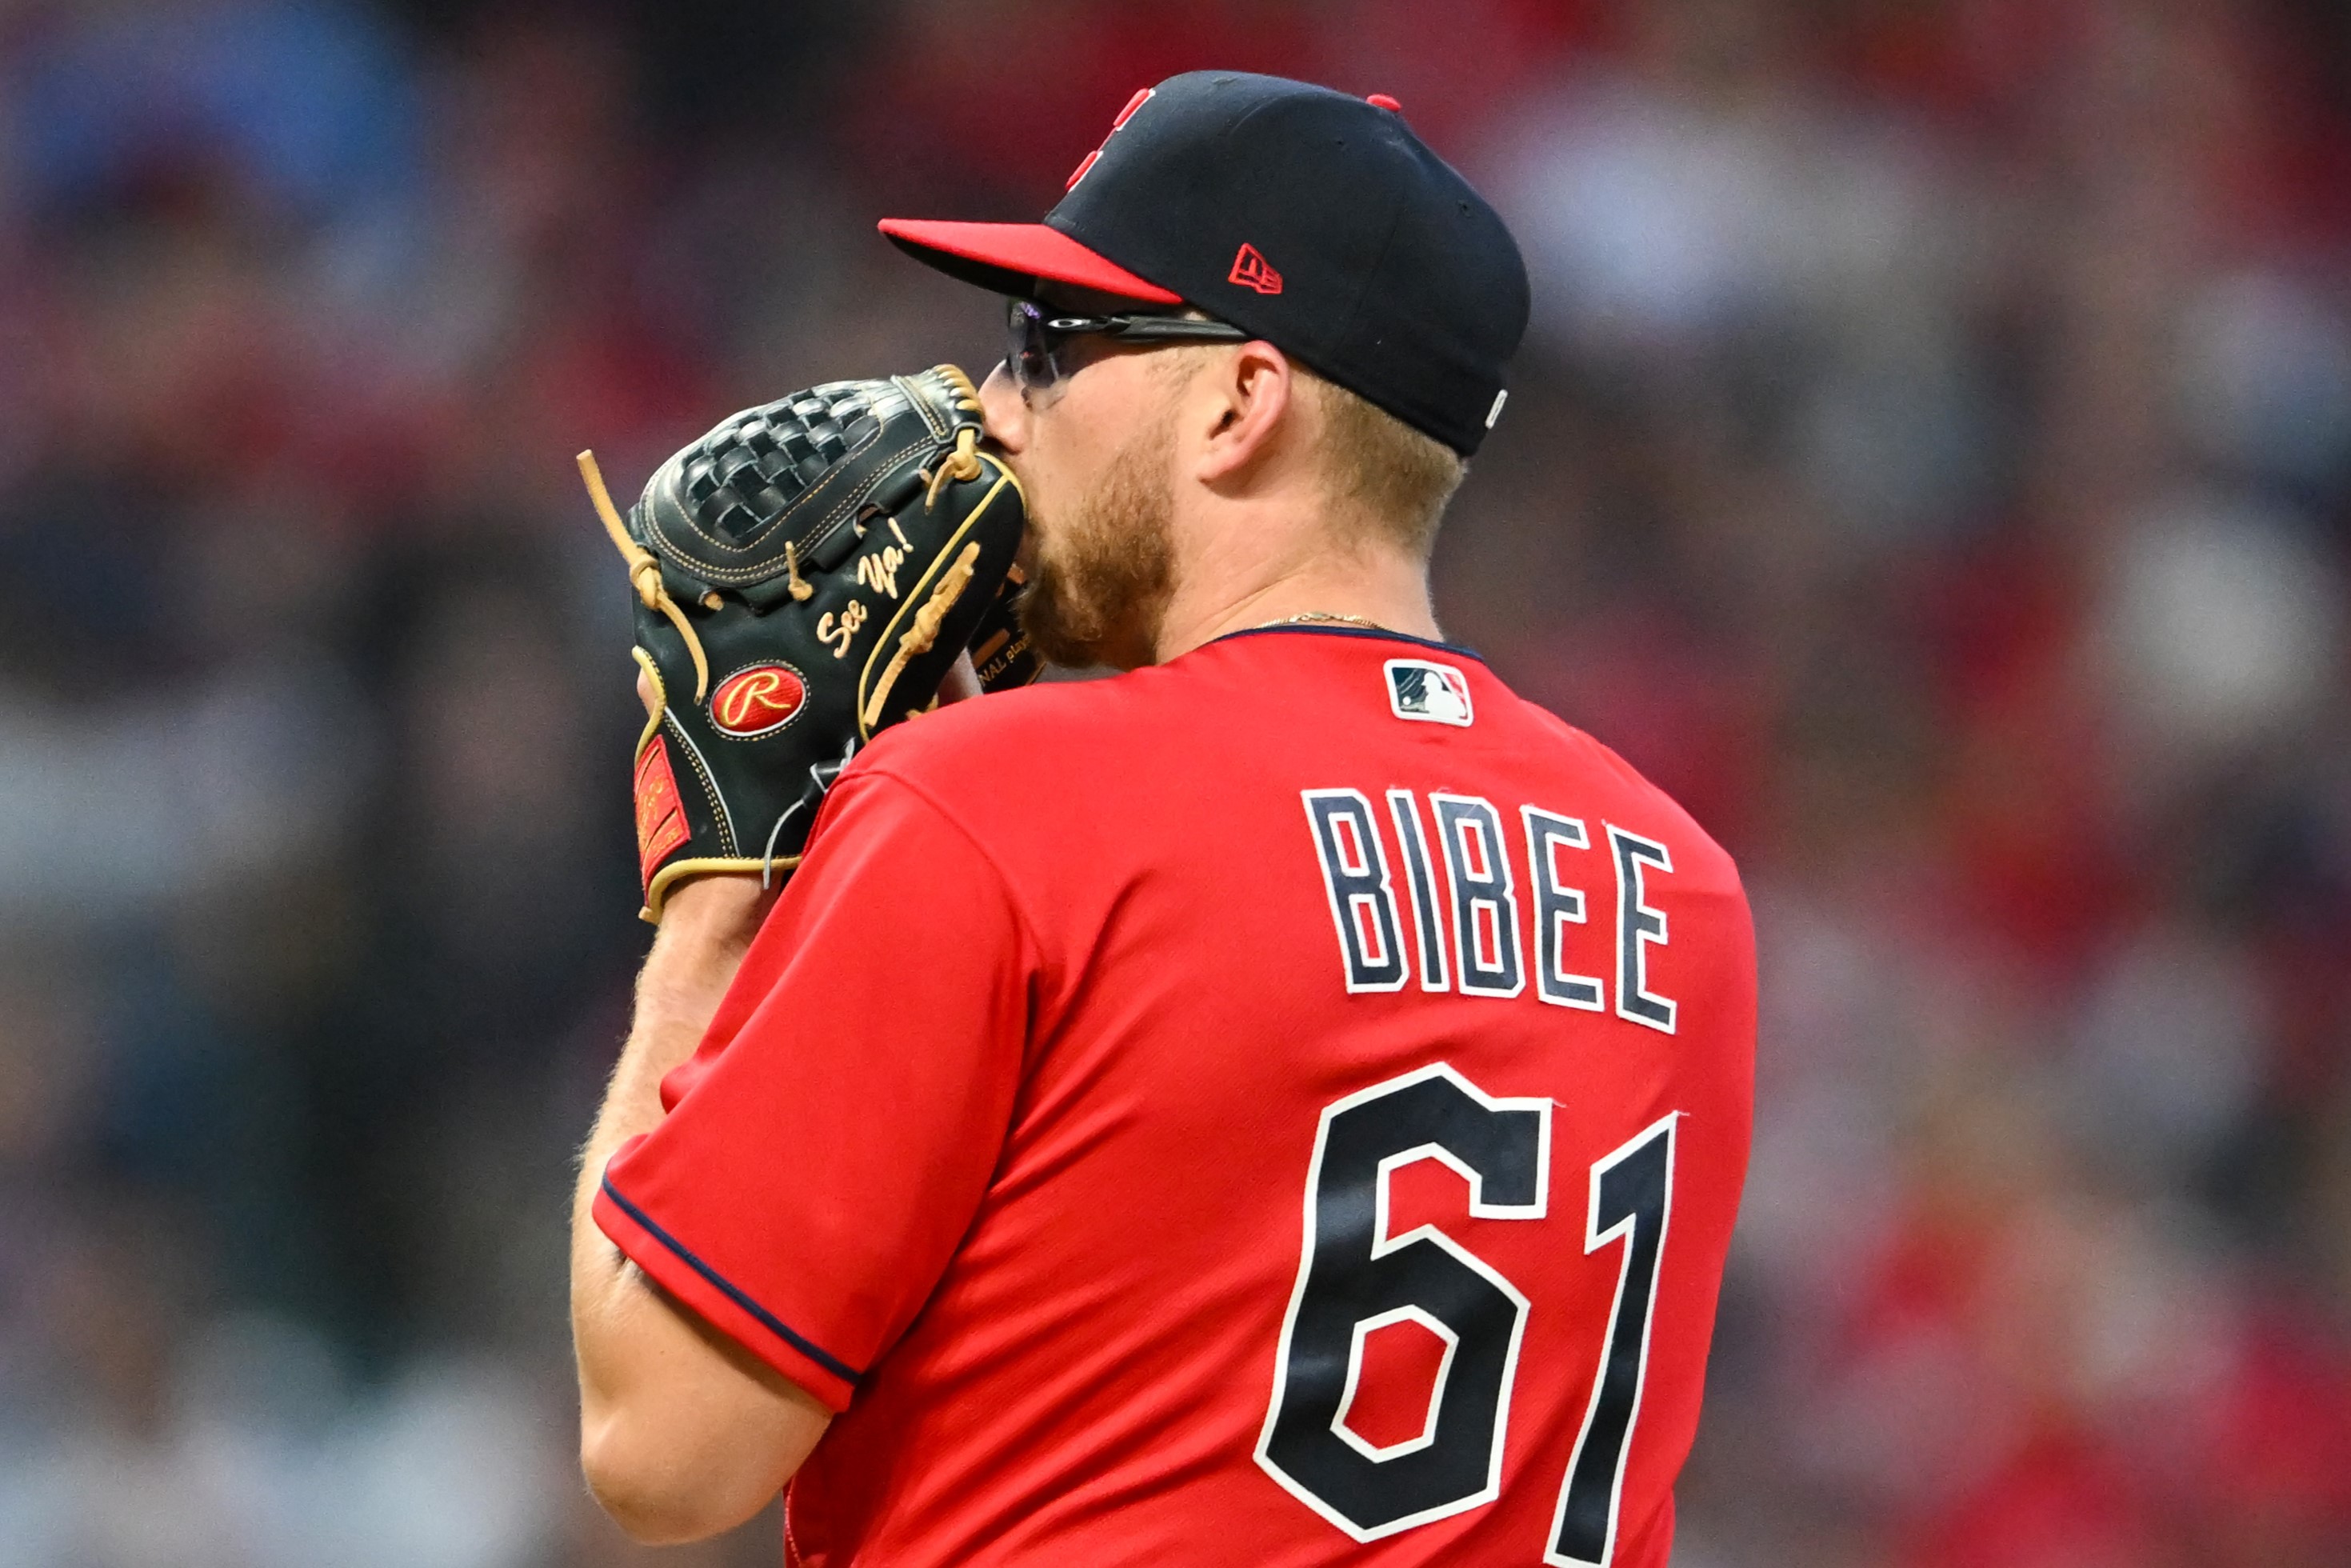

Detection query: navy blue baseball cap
xmin=880 ymin=71 xmax=1529 ymax=456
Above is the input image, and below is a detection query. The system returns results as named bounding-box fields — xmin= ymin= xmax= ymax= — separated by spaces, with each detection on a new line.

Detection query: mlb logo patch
xmin=1385 ymin=659 xmax=1473 ymax=726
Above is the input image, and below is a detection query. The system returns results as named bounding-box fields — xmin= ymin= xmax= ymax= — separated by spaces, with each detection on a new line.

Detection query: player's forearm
xmin=579 ymin=875 xmax=773 ymax=1173
xmin=571 ymin=874 xmax=807 ymax=1540
xmin=572 ymin=876 xmax=772 ymax=1402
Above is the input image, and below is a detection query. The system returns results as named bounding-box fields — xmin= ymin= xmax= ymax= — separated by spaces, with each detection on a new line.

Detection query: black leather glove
xmin=579 ymin=364 xmax=1034 ymax=922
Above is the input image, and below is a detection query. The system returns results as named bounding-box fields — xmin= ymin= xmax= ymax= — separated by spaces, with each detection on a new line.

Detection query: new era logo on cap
xmin=1385 ymin=659 xmax=1473 ymax=726
xmin=1228 ymin=243 xmax=1283 ymax=294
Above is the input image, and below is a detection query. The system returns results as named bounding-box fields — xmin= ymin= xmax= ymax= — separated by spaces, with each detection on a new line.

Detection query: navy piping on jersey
xmin=1210 ymin=623 xmax=1488 ymax=662
xmin=600 ymin=1176 xmax=864 ymax=1385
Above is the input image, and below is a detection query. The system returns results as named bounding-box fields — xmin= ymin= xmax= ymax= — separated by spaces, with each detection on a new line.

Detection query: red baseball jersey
xmin=594 ymin=626 xmax=1755 ymax=1567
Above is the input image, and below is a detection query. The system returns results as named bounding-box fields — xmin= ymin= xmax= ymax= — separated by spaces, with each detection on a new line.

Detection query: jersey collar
xmin=1207 ymin=623 xmax=1489 ymax=662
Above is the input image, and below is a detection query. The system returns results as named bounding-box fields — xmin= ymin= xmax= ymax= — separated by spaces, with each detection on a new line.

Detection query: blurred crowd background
xmin=2 ymin=0 xmax=2348 ymax=1563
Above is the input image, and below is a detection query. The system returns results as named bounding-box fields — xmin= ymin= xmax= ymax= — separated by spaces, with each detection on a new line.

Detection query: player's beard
xmin=1017 ymin=420 xmax=1177 ymax=671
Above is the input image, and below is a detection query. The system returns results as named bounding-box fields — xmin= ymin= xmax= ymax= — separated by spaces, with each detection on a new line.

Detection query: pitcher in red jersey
xmin=570 ymin=70 xmax=1755 ymax=1568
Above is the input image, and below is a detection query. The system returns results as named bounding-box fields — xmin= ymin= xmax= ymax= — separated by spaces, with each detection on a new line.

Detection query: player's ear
xmin=1190 ymin=340 xmax=1295 ymax=486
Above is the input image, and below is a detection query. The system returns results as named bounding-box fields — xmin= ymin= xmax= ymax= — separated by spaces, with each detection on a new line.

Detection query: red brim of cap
xmin=878 ymin=218 xmax=1181 ymax=305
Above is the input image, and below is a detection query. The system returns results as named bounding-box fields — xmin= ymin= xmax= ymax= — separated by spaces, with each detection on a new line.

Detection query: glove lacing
xmin=922 ymin=426 xmax=986 ymax=512
xmin=578 ymin=449 xmax=714 ymax=702
xmin=918 ymin=363 xmax=989 ymax=507
xmin=860 ymin=540 xmax=983 ymax=729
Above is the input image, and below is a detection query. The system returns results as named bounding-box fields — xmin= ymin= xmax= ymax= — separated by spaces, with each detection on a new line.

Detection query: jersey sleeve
xmin=591 ymin=765 xmax=1034 ymax=1411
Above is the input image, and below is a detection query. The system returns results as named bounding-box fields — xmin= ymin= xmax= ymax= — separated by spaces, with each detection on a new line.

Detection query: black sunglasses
xmin=1004 ymin=298 xmax=1249 ymax=393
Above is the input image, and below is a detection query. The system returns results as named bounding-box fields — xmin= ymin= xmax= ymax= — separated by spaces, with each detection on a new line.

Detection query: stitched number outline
xmin=1546 ymin=1116 xmax=1677 ymax=1567
xmin=1257 ymin=1065 xmax=1548 ymax=1539
xmin=1257 ymin=1067 xmax=1681 ymax=1564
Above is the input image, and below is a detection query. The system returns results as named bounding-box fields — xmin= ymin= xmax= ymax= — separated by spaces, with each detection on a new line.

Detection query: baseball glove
xmin=578 ymin=363 xmax=1033 ymax=922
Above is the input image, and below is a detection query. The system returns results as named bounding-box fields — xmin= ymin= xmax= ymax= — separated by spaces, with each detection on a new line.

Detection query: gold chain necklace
xmin=1257 ymin=611 xmax=1389 ymax=631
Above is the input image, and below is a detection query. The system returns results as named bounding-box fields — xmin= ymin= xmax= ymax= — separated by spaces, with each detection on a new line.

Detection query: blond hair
xmin=1298 ymin=370 xmax=1465 ymax=557
xmin=1149 ymin=337 xmax=1468 ymax=555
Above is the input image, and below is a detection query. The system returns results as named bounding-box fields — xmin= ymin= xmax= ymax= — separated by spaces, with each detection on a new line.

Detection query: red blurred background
xmin=2 ymin=2 xmax=2348 ymax=1563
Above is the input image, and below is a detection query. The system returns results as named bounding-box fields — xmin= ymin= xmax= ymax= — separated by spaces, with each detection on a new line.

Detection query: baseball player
xmin=570 ymin=71 xmax=1755 ymax=1566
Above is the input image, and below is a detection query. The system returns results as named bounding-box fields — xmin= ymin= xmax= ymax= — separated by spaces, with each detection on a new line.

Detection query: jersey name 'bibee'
xmin=1301 ymin=787 xmax=1677 ymax=1032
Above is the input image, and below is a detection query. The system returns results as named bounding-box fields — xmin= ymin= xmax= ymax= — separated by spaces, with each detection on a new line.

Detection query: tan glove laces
xmin=578 ymin=449 xmax=714 ymax=702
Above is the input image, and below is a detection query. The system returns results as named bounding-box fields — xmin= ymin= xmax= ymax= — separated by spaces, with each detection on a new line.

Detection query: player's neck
xmin=1151 ymin=534 xmax=1440 ymax=662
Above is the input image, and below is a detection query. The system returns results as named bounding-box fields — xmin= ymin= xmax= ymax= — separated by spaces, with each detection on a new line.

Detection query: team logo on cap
xmin=1385 ymin=658 xmax=1473 ymax=726
xmin=1229 ymin=243 xmax=1284 ymax=295
xmin=1067 ymin=86 xmax=1156 ymax=190
xmin=709 ymin=662 xmax=807 ymax=738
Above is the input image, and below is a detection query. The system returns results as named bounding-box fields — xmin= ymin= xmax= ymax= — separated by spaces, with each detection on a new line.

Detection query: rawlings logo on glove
xmin=709 ymin=665 xmax=808 ymax=737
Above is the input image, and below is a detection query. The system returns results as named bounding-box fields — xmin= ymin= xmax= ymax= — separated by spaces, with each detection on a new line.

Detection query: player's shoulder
xmin=847 ymin=667 xmax=1172 ymax=791
xmin=1500 ymin=684 xmax=1745 ymax=894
